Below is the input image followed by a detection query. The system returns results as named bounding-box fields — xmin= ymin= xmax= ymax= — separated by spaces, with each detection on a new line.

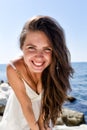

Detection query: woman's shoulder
xmin=11 ymin=56 xmax=23 ymax=66
xmin=6 ymin=57 xmax=25 ymax=81
xmin=7 ymin=56 xmax=24 ymax=70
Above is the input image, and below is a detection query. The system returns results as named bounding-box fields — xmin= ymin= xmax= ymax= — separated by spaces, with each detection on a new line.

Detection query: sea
xmin=0 ymin=62 xmax=87 ymax=123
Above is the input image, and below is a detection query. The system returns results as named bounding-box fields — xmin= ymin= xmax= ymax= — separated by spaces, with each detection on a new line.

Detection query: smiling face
xmin=22 ymin=31 xmax=52 ymax=74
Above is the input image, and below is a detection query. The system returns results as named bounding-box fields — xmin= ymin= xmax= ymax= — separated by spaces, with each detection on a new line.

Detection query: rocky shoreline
xmin=0 ymin=82 xmax=87 ymax=130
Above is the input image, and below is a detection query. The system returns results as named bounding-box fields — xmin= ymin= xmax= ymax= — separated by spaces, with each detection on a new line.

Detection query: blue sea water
xmin=0 ymin=64 xmax=7 ymax=82
xmin=0 ymin=62 xmax=87 ymax=123
xmin=64 ymin=62 xmax=87 ymax=124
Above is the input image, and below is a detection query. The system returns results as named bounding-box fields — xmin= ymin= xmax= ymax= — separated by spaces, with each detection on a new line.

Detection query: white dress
xmin=0 ymin=65 xmax=42 ymax=130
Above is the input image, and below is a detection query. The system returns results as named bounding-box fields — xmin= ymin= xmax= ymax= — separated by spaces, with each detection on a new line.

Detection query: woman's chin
xmin=32 ymin=67 xmax=44 ymax=73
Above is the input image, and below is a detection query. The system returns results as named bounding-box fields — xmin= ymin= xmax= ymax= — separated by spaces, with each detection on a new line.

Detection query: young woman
xmin=0 ymin=15 xmax=73 ymax=130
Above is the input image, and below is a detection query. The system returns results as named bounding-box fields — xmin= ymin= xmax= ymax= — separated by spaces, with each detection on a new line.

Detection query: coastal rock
xmin=0 ymin=116 xmax=2 ymax=121
xmin=66 ymin=96 xmax=76 ymax=102
xmin=0 ymin=106 xmax=5 ymax=115
xmin=56 ymin=108 xmax=85 ymax=126
xmin=0 ymin=82 xmax=86 ymax=127
xmin=54 ymin=124 xmax=87 ymax=130
xmin=0 ymin=82 xmax=11 ymax=114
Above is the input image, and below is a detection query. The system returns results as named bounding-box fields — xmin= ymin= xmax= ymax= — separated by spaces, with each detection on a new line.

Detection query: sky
xmin=0 ymin=0 xmax=87 ymax=63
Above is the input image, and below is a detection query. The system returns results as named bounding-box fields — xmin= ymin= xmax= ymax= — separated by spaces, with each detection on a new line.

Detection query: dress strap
xmin=9 ymin=61 xmax=22 ymax=79
xmin=10 ymin=61 xmax=16 ymax=70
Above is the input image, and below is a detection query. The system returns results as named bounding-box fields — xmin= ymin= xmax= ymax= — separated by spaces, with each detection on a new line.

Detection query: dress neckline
xmin=10 ymin=61 xmax=43 ymax=96
xmin=22 ymin=79 xmax=43 ymax=96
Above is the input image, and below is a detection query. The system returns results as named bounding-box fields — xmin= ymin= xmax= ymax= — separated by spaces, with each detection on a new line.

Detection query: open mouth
xmin=32 ymin=61 xmax=44 ymax=67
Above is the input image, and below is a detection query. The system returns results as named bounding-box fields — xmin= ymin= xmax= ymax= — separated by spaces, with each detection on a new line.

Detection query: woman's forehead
xmin=24 ymin=31 xmax=52 ymax=46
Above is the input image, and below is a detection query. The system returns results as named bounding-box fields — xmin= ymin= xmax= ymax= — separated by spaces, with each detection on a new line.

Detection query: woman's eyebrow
xmin=26 ymin=43 xmax=36 ymax=47
xmin=25 ymin=43 xmax=52 ymax=49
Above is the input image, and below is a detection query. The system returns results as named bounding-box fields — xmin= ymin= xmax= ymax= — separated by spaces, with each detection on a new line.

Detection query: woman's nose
xmin=35 ymin=50 xmax=44 ymax=57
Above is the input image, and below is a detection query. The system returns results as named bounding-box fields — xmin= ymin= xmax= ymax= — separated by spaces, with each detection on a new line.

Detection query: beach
xmin=0 ymin=82 xmax=87 ymax=130
xmin=53 ymin=124 xmax=87 ymax=130
xmin=0 ymin=115 xmax=87 ymax=130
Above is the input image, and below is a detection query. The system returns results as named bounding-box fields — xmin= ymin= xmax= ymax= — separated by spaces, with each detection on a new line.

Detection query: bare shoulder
xmin=7 ymin=56 xmax=24 ymax=72
xmin=6 ymin=56 xmax=24 ymax=84
xmin=12 ymin=56 xmax=24 ymax=69
xmin=6 ymin=57 xmax=26 ymax=93
xmin=6 ymin=58 xmax=31 ymax=106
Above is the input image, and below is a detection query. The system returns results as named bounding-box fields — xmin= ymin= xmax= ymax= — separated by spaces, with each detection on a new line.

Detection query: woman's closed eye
xmin=28 ymin=46 xmax=36 ymax=51
xmin=26 ymin=45 xmax=52 ymax=53
xmin=44 ymin=48 xmax=52 ymax=53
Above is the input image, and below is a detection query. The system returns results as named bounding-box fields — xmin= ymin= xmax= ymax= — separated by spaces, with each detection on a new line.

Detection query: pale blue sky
xmin=0 ymin=0 xmax=87 ymax=63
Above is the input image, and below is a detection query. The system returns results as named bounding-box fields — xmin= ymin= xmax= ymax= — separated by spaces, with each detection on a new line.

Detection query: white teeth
xmin=33 ymin=62 xmax=43 ymax=66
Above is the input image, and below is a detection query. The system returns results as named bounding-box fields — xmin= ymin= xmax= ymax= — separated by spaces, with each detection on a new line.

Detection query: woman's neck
xmin=24 ymin=62 xmax=42 ymax=86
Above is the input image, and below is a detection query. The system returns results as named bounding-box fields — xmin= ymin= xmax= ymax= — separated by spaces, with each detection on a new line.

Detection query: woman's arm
xmin=7 ymin=64 xmax=39 ymax=130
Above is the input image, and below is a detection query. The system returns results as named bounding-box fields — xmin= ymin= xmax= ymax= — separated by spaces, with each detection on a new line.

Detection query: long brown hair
xmin=19 ymin=15 xmax=74 ymax=126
